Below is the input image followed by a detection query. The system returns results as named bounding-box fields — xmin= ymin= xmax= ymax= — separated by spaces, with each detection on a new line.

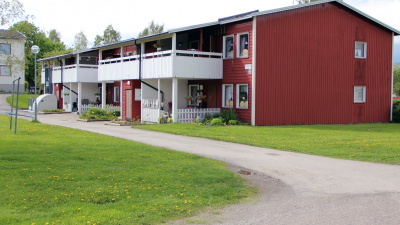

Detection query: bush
xmin=204 ymin=113 xmax=212 ymax=121
xmin=220 ymin=109 xmax=239 ymax=123
xmin=167 ymin=118 xmax=173 ymax=123
xmin=210 ymin=118 xmax=223 ymax=126
xmin=79 ymin=108 xmax=117 ymax=121
xmin=393 ymin=100 xmax=400 ymax=123
xmin=228 ymin=120 xmax=238 ymax=125
xmin=112 ymin=111 xmax=120 ymax=117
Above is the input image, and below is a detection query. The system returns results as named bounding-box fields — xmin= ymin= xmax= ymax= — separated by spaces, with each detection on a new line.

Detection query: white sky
xmin=6 ymin=0 xmax=400 ymax=61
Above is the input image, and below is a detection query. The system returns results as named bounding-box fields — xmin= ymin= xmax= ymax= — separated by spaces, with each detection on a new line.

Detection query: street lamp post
xmin=31 ymin=45 xmax=40 ymax=121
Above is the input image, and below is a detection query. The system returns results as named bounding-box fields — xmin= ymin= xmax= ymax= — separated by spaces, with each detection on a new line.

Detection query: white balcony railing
xmin=51 ymin=65 xmax=98 ymax=83
xmin=98 ymin=50 xmax=223 ymax=81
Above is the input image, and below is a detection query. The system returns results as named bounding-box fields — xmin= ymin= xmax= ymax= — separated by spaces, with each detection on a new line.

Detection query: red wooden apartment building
xmin=39 ymin=0 xmax=399 ymax=125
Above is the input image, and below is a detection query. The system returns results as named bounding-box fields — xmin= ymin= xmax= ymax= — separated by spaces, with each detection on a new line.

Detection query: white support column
xmin=158 ymin=79 xmax=161 ymax=121
xmin=172 ymin=33 xmax=177 ymax=52
xmin=251 ymin=16 xmax=257 ymax=126
xmin=172 ymin=78 xmax=178 ymax=123
xmin=78 ymin=82 xmax=82 ymax=114
xmin=69 ymin=83 xmax=72 ymax=112
xmin=76 ymin=54 xmax=80 ymax=66
xmin=102 ymin=81 xmax=106 ymax=109
xmin=120 ymin=80 xmax=123 ymax=119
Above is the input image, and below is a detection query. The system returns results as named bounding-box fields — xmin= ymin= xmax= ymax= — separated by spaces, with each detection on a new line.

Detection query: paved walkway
xmin=1 ymin=93 xmax=400 ymax=224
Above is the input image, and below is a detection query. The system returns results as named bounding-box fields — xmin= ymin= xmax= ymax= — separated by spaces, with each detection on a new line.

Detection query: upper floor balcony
xmin=98 ymin=50 xmax=222 ymax=81
xmin=43 ymin=64 xmax=99 ymax=84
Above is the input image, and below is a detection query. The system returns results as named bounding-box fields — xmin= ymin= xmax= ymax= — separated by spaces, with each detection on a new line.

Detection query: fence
xmin=142 ymin=99 xmax=159 ymax=123
xmin=80 ymin=104 xmax=120 ymax=114
xmin=177 ymin=108 xmax=220 ymax=123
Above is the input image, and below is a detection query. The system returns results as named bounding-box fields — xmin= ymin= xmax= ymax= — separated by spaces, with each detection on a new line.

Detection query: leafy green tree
xmin=94 ymin=34 xmax=103 ymax=46
xmin=9 ymin=21 xmax=66 ymax=87
xmin=394 ymin=67 xmax=400 ymax=96
xmin=102 ymin=24 xmax=121 ymax=44
xmin=74 ymin=31 xmax=87 ymax=50
xmin=138 ymin=20 xmax=164 ymax=38
xmin=48 ymin=29 xmax=61 ymax=42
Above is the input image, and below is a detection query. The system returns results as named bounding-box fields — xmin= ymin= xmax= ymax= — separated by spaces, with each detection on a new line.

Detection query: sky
xmin=6 ymin=0 xmax=400 ymax=62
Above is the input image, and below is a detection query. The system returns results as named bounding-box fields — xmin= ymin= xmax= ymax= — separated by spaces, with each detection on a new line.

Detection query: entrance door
xmin=207 ymin=84 xmax=217 ymax=108
xmin=126 ymin=89 xmax=132 ymax=121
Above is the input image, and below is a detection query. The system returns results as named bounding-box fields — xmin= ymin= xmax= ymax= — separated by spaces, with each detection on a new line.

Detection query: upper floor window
xmin=354 ymin=86 xmax=366 ymax=103
xmin=223 ymin=35 xmax=234 ymax=59
xmin=355 ymin=42 xmax=366 ymax=58
xmin=237 ymin=33 xmax=249 ymax=58
xmin=0 ymin=43 xmax=11 ymax=54
xmin=0 ymin=65 xmax=11 ymax=76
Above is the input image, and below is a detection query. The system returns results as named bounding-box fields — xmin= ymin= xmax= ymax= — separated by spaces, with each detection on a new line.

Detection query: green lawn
xmin=134 ymin=123 xmax=400 ymax=165
xmin=0 ymin=115 xmax=252 ymax=224
xmin=6 ymin=94 xmax=35 ymax=109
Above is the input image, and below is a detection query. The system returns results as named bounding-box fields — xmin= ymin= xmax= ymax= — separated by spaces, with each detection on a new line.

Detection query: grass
xmin=0 ymin=115 xmax=252 ymax=224
xmin=134 ymin=123 xmax=400 ymax=165
xmin=6 ymin=94 xmax=35 ymax=109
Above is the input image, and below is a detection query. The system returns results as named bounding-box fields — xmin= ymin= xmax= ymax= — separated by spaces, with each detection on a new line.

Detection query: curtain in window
xmin=240 ymin=35 xmax=248 ymax=57
xmin=225 ymin=37 xmax=233 ymax=58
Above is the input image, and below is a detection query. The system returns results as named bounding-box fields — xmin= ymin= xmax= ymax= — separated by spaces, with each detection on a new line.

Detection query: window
xmin=222 ymin=84 xmax=234 ymax=108
xmin=355 ymin=42 xmax=366 ymax=58
xmin=0 ymin=65 xmax=11 ymax=76
xmin=354 ymin=86 xmax=366 ymax=103
xmin=223 ymin=35 xmax=234 ymax=59
xmin=114 ymin=86 xmax=120 ymax=102
xmin=0 ymin=44 xmax=11 ymax=54
xmin=189 ymin=85 xmax=199 ymax=105
xmin=237 ymin=33 xmax=249 ymax=58
xmin=236 ymin=84 xmax=248 ymax=108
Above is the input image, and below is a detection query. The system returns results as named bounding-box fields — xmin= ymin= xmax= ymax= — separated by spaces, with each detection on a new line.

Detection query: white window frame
xmin=355 ymin=42 xmax=367 ymax=59
xmin=237 ymin=32 xmax=249 ymax=58
xmin=0 ymin=65 xmax=11 ymax=76
xmin=223 ymin=35 xmax=234 ymax=59
xmin=236 ymin=84 xmax=249 ymax=109
xmin=222 ymin=84 xmax=234 ymax=108
xmin=354 ymin=86 xmax=366 ymax=103
xmin=0 ymin=43 xmax=11 ymax=54
xmin=114 ymin=86 xmax=120 ymax=102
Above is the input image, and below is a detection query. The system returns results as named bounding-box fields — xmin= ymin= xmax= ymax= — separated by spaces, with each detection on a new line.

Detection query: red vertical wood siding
xmin=255 ymin=2 xmax=393 ymax=125
xmin=54 ymin=84 xmax=63 ymax=109
xmin=122 ymin=80 xmax=141 ymax=120
xmin=221 ymin=19 xmax=253 ymax=123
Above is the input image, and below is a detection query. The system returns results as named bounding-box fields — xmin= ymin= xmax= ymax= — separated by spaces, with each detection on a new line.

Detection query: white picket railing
xmin=81 ymin=104 xmax=120 ymax=114
xmin=178 ymin=108 xmax=220 ymax=123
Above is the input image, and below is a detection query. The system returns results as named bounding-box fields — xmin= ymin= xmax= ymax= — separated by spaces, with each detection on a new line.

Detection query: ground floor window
xmin=189 ymin=84 xmax=200 ymax=105
xmin=114 ymin=86 xmax=120 ymax=102
xmin=0 ymin=65 xmax=11 ymax=76
xmin=237 ymin=84 xmax=248 ymax=109
xmin=223 ymin=84 xmax=233 ymax=108
xmin=354 ymin=86 xmax=366 ymax=103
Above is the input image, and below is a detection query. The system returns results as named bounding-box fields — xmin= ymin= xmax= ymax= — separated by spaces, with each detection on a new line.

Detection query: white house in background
xmin=0 ymin=29 xmax=26 ymax=92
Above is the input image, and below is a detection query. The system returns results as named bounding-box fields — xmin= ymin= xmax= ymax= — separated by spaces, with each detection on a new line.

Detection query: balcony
xmin=51 ymin=65 xmax=98 ymax=83
xmin=98 ymin=50 xmax=223 ymax=81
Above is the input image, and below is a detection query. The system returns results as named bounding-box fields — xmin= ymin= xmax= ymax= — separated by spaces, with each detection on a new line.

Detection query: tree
xmin=138 ymin=20 xmax=164 ymax=38
xmin=94 ymin=34 xmax=103 ymax=46
xmin=74 ymin=31 xmax=87 ymax=50
xmin=48 ymin=29 xmax=61 ymax=42
xmin=394 ymin=67 xmax=400 ymax=96
xmin=9 ymin=21 xmax=67 ymax=87
xmin=102 ymin=24 xmax=121 ymax=44
xmin=0 ymin=0 xmax=26 ymax=26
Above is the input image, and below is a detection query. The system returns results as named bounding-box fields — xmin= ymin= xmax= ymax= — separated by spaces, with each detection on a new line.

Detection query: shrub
xmin=80 ymin=108 xmax=117 ymax=121
xmin=220 ymin=109 xmax=239 ymax=123
xmin=112 ymin=111 xmax=120 ymax=117
xmin=158 ymin=116 xmax=163 ymax=124
xmin=393 ymin=100 xmax=400 ymax=123
xmin=210 ymin=118 xmax=223 ymax=126
xmin=228 ymin=120 xmax=238 ymax=125
xmin=204 ymin=113 xmax=212 ymax=120
xmin=167 ymin=118 xmax=173 ymax=123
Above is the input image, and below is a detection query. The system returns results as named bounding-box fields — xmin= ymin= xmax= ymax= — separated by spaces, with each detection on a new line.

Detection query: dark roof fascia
xmin=38 ymin=49 xmax=98 ymax=62
xmin=253 ymin=0 xmax=400 ymax=35
xmin=92 ymin=37 xmax=136 ymax=50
